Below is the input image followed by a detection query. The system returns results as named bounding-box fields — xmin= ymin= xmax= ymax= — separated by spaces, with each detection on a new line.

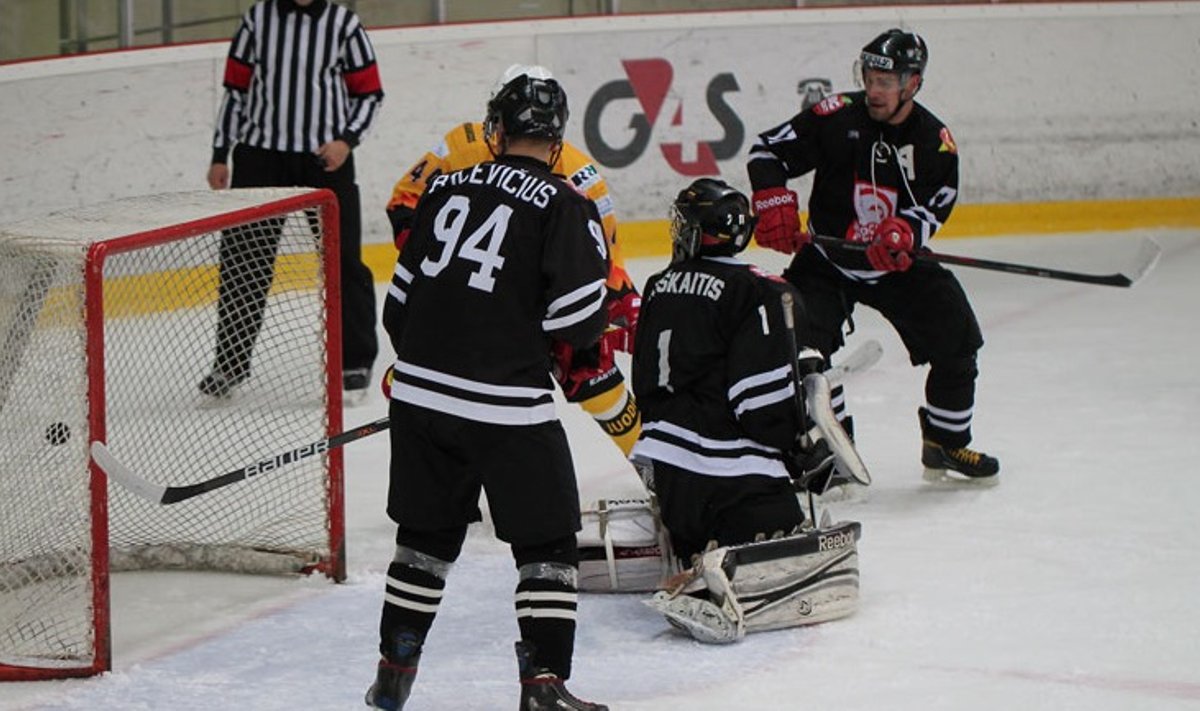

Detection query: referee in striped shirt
xmin=202 ymin=0 xmax=384 ymax=398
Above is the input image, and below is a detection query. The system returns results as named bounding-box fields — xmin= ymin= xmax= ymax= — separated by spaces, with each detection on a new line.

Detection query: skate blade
xmin=922 ymin=467 xmax=1000 ymax=488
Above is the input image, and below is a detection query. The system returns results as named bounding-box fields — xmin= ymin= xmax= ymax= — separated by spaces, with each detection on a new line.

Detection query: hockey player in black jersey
xmin=631 ymin=178 xmax=863 ymax=644
xmin=632 ymin=178 xmax=819 ymax=564
xmin=747 ymin=28 xmax=999 ymax=484
xmin=365 ymin=74 xmax=608 ymax=710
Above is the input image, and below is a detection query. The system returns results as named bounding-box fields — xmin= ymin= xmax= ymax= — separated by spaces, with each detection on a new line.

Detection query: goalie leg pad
xmin=719 ymin=520 xmax=862 ymax=633
xmin=578 ymin=497 xmax=676 ymax=592
xmin=643 ymin=590 xmax=743 ymax=644
xmin=646 ymin=521 xmax=862 ymax=641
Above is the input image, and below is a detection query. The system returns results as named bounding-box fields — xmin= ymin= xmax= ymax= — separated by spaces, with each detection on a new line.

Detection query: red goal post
xmin=0 ymin=188 xmax=345 ymax=680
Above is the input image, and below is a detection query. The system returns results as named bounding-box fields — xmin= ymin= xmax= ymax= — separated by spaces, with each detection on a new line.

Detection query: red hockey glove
xmin=601 ymin=291 xmax=640 ymax=354
xmin=751 ymin=187 xmax=810 ymax=254
xmin=864 ymin=217 xmax=915 ymax=272
xmin=394 ymin=227 xmax=411 ymax=253
xmin=551 ymin=341 xmax=614 ymax=400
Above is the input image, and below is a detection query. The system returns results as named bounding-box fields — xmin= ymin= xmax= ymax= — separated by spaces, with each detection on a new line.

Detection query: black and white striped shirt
xmin=211 ymin=0 xmax=384 ymax=162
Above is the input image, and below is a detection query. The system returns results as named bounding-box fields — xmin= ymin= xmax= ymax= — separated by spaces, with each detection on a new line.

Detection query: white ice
xmin=4 ymin=230 xmax=1199 ymax=710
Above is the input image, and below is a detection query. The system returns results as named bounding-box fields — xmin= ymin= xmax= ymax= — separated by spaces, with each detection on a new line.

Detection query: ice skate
xmin=364 ymin=654 xmax=419 ymax=710
xmin=516 ymin=642 xmax=607 ymax=710
xmin=921 ymin=440 xmax=999 ymax=486
xmin=342 ymin=367 xmax=372 ymax=406
xmin=197 ymin=368 xmax=248 ymax=398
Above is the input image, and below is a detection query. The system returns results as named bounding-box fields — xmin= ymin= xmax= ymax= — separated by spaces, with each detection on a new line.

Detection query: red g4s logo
xmin=583 ymin=58 xmax=743 ymax=176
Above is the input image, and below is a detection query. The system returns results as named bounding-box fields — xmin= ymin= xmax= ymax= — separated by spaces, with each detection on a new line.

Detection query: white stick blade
xmin=1127 ymin=238 xmax=1163 ymax=286
xmin=90 ymin=441 xmax=167 ymax=503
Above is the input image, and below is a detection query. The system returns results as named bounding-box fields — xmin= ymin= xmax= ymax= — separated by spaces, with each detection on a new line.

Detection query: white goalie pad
xmin=644 ymin=520 xmax=862 ymax=643
xmin=578 ymin=497 xmax=677 ymax=593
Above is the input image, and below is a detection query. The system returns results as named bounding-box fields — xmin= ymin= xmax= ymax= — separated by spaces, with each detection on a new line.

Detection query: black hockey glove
xmin=786 ymin=437 xmax=836 ymax=495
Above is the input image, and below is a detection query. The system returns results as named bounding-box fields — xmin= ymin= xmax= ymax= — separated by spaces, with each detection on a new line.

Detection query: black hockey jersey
xmin=748 ymin=90 xmax=959 ymax=282
xmin=383 ymin=154 xmax=609 ymax=425
xmin=630 ymin=255 xmax=809 ymax=480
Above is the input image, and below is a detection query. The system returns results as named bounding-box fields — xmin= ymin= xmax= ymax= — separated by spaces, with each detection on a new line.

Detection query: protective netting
xmin=0 ymin=189 xmax=338 ymax=678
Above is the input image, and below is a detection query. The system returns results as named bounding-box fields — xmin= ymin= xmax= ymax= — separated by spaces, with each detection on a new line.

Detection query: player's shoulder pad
xmin=811 ymin=93 xmax=854 ymax=117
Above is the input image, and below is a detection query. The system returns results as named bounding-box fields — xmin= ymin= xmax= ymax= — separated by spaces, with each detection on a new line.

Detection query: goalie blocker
xmin=644 ymin=520 xmax=862 ymax=644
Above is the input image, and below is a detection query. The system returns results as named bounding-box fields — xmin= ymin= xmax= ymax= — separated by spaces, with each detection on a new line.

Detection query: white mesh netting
xmin=0 ymin=189 xmax=339 ymax=678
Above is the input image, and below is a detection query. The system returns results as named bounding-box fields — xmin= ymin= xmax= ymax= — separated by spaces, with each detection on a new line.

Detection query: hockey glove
xmin=601 ymin=291 xmax=641 ymax=354
xmin=863 ymin=217 xmax=915 ymax=272
xmin=751 ymin=187 xmax=810 ymax=254
xmin=786 ymin=437 xmax=836 ymax=494
xmin=551 ymin=341 xmax=614 ymax=400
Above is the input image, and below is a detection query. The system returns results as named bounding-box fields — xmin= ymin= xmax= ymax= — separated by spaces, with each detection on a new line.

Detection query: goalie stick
xmin=91 ymin=416 xmax=390 ymax=505
xmin=812 ymin=234 xmax=1162 ymax=288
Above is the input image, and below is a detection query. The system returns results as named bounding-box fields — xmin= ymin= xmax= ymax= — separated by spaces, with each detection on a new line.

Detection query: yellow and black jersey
xmin=386 ymin=122 xmax=634 ymax=297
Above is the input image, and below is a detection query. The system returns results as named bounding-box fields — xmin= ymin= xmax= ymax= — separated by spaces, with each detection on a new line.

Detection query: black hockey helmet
xmin=484 ymin=73 xmax=569 ymax=143
xmin=860 ymin=28 xmax=928 ymax=84
xmin=670 ymin=178 xmax=756 ymax=262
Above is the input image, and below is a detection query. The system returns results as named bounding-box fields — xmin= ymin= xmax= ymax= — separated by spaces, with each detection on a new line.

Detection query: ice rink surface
xmin=4 ymin=230 xmax=1199 ymax=710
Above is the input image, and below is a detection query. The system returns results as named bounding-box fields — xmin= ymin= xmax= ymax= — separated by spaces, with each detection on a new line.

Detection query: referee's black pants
xmin=213 ymin=144 xmax=378 ymax=379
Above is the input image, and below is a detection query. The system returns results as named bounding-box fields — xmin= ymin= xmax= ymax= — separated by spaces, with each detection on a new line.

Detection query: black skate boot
xmin=516 ymin=642 xmax=607 ymax=711
xmin=921 ymin=440 xmax=1000 ymax=484
xmin=365 ymin=629 xmax=423 ymax=710
xmin=197 ymin=368 xmax=248 ymax=397
xmin=364 ymin=654 xmax=419 ymax=710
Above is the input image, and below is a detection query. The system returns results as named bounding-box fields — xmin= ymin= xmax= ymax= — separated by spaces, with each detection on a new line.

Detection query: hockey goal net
xmin=0 ymin=188 xmax=345 ymax=680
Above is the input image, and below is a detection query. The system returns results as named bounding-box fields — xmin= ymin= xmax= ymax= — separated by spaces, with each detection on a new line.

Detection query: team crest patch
xmin=938 ymin=127 xmax=958 ymax=154
xmin=813 ymin=94 xmax=850 ymax=116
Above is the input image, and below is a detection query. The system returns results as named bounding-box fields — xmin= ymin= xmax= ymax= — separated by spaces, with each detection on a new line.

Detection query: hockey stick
xmin=91 ymin=416 xmax=390 ymax=505
xmin=825 ymin=338 xmax=882 ymax=388
xmin=811 ymin=234 xmax=1162 ymax=287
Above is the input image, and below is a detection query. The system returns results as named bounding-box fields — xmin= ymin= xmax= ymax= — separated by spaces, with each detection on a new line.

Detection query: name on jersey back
xmin=429 ymin=162 xmax=559 ymax=208
xmin=649 ymin=270 xmax=724 ymax=301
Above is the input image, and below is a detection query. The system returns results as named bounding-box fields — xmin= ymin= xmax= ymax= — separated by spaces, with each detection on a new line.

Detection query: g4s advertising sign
xmin=583 ymin=58 xmax=743 ymax=176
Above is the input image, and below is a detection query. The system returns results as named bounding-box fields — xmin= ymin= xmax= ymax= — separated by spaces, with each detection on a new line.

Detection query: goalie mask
xmin=670 ymin=178 xmax=756 ymax=262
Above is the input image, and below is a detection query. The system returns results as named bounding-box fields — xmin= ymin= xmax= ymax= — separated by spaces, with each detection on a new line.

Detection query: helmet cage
xmin=669 ymin=179 xmax=756 ymax=261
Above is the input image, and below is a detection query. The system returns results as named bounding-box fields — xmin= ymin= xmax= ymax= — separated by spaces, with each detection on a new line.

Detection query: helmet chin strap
xmin=880 ymin=75 xmax=919 ymax=124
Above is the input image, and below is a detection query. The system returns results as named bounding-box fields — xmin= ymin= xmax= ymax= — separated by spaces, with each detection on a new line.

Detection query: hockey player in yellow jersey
xmin=385 ymin=64 xmax=642 ymax=459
